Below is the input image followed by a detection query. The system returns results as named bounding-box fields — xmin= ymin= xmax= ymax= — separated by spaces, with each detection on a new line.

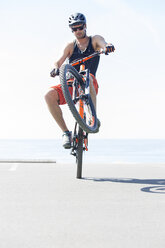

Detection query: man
xmin=45 ymin=13 xmax=115 ymax=148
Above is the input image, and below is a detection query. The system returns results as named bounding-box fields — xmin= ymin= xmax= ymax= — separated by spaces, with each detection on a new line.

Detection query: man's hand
xmin=50 ymin=68 xmax=59 ymax=77
xmin=104 ymin=44 xmax=115 ymax=55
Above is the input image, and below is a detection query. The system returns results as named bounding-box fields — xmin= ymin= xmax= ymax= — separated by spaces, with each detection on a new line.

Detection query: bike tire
xmin=60 ymin=64 xmax=98 ymax=133
xmin=76 ymin=126 xmax=83 ymax=179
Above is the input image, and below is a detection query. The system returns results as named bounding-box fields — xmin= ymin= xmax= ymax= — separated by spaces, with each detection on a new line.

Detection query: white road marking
xmin=8 ymin=163 xmax=19 ymax=171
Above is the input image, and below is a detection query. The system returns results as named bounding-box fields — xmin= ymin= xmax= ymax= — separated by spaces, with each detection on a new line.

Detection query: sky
xmin=0 ymin=0 xmax=165 ymax=139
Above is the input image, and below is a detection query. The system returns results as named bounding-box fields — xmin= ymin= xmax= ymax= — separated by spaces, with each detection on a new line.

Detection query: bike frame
xmin=70 ymin=63 xmax=89 ymax=158
xmin=63 ymin=50 xmax=104 ymax=178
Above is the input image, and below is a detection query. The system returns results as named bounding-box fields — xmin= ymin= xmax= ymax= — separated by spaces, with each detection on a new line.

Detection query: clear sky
xmin=0 ymin=0 xmax=165 ymax=139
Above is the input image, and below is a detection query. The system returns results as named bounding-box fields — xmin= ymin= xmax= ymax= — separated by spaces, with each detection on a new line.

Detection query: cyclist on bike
xmin=45 ymin=13 xmax=115 ymax=149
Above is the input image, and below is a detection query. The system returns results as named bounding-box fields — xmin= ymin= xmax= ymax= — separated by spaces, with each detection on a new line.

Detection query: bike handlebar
xmin=50 ymin=51 xmax=106 ymax=77
xmin=70 ymin=50 xmax=105 ymax=67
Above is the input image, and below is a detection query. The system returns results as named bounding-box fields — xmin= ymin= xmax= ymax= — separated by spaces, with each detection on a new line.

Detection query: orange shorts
xmin=51 ymin=73 xmax=99 ymax=105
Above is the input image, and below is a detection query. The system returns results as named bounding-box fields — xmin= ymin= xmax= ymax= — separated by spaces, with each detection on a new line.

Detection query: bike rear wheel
xmin=60 ymin=64 xmax=98 ymax=133
xmin=76 ymin=126 xmax=83 ymax=179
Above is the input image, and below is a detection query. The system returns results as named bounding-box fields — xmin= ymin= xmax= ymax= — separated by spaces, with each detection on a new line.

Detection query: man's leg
xmin=45 ymin=88 xmax=72 ymax=148
xmin=89 ymin=75 xmax=97 ymax=110
xmin=89 ymin=75 xmax=100 ymax=132
xmin=45 ymin=88 xmax=69 ymax=132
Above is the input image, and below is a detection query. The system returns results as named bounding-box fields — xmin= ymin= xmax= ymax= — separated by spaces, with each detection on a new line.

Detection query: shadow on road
xmin=82 ymin=177 xmax=165 ymax=194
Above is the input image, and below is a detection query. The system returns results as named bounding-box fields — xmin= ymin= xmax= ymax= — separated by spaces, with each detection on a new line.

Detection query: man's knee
xmin=89 ymin=74 xmax=98 ymax=95
xmin=89 ymin=79 xmax=96 ymax=96
xmin=44 ymin=88 xmax=59 ymax=105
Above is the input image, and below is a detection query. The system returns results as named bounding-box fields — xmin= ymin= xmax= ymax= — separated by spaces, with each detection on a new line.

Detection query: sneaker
xmin=62 ymin=131 xmax=72 ymax=149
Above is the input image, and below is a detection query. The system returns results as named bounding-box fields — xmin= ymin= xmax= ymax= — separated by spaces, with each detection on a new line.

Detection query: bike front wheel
xmin=60 ymin=64 xmax=98 ymax=133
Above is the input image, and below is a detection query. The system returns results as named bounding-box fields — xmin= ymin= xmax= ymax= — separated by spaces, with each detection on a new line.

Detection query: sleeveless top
xmin=69 ymin=36 xmax=100 ymax=76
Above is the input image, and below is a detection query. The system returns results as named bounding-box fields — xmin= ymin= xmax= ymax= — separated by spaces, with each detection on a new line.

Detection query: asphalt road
xmin=0 ymin=162 xmax=165 ymax=248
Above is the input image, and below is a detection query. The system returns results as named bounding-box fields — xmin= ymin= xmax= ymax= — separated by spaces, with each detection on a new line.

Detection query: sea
xmin=0 ymin=139 xmax=165 ymax=164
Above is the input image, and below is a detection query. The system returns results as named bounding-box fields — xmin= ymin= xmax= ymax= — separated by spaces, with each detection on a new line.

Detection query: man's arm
xmin=50 ymin=42 xmax=73 ymax=77
xmin=92 ymin=35 xmax=115 ymax=54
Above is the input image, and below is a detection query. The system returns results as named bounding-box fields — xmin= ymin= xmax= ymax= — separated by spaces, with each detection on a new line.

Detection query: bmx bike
xmin=59 ymin=51 xmax=104 ymax=179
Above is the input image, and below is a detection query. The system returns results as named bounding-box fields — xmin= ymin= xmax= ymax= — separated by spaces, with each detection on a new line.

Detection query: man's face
xmin=71 ymin=24 xmax=86 ymax=39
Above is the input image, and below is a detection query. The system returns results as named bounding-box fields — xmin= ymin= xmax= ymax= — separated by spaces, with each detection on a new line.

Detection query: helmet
xmin=68 ymin=13 xmax=86 ymax=27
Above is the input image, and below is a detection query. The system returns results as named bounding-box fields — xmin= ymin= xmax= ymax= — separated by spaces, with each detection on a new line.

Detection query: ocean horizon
xmin=0 ymin=139 xmax=165 ymax=165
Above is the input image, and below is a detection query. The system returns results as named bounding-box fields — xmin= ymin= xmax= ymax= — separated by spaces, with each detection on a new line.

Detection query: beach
xmin=0 ymin=162 xmax=165 ymax=248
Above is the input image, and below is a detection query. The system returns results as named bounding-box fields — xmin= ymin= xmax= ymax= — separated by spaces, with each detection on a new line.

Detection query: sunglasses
xmin=71 ymin=25 xmax=84 ymax=32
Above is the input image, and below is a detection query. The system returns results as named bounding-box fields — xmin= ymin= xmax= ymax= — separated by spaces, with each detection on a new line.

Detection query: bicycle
xmin=59 ymin=51 xmax=104 ymax=179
